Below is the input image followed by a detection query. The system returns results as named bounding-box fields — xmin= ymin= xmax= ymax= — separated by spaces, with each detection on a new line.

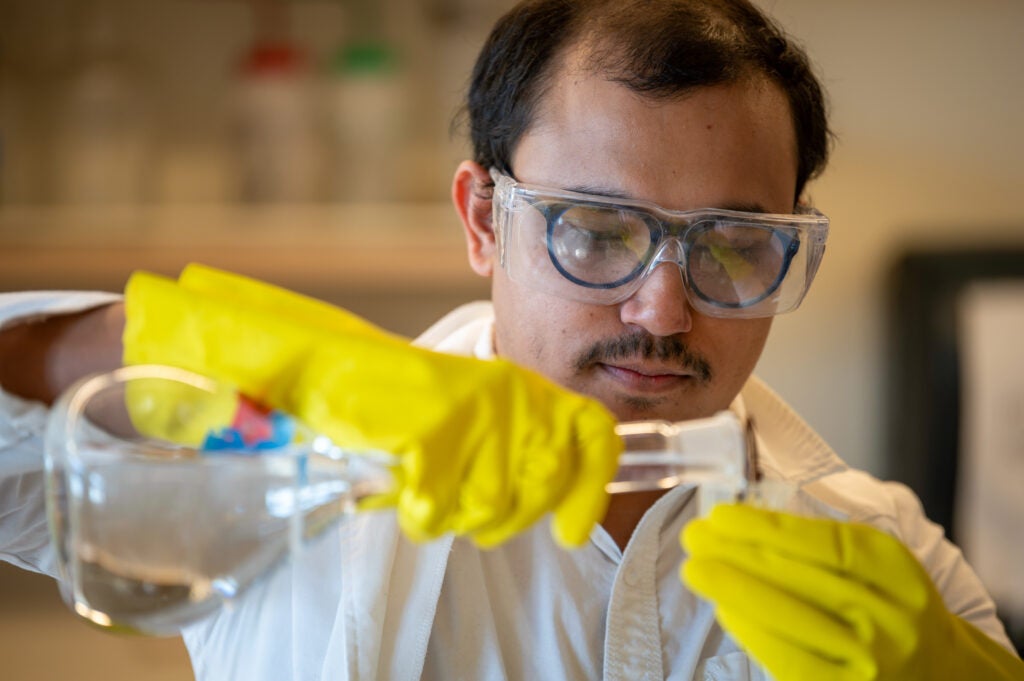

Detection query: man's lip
xmin=602 ymin=361 xmax=693 ymax=378
xmin=598 ymin=362 xmax=695 ymax=389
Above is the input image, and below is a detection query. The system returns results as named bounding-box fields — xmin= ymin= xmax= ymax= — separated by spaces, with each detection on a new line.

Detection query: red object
xmin=239 ymin=42 xmax=308 ymax=76
xmin=231 ymin=395 xmax=275 ymax=447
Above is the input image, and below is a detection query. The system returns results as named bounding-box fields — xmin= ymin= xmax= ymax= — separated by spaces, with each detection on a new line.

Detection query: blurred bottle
xmin=51 ymin=0 xmax=155 ymax=204
xmin=229 ymin=0 xmax=323 ymax=203
xmin=325 ymin=3 xmax=408 ymax=202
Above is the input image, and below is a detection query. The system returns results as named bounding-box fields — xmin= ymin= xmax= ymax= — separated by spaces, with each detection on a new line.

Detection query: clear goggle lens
xmin=492 ymin=171 xmax=829 ymax=318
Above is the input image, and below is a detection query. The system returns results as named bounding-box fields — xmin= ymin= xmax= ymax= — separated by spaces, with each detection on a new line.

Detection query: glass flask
xmin=44 ymin=364 xmax=394 ymax=635
xmin=44 ymin=364 xmax=783 ymax=636
xmin=608 ymin=411 xmax=794 ymax=514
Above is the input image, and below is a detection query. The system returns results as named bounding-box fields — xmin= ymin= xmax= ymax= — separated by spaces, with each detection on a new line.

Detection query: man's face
xmin=490 ymin=63 xmax=799 ymax=422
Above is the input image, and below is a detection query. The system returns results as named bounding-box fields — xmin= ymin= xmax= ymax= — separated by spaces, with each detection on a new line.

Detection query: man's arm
xmin=0 ymin=296 xmax=121 ymax=576
xmin=0 ymin=302 xmax=124 ymax=405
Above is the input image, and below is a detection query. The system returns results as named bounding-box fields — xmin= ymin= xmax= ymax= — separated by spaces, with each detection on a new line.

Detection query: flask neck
xmin=609 ymin=412 xmax=748 ymax=496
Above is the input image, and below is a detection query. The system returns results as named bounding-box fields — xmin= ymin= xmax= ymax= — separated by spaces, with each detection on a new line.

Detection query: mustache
xmin=572 ymin=332 xmax=713 ymax=384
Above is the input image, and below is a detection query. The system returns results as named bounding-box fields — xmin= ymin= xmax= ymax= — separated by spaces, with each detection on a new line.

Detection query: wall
xmin=752 ymin=0 xmax=1024 ymax=476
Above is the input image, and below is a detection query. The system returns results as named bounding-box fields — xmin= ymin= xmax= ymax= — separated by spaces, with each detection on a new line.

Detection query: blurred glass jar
xmin=229 ymin=38 xmax=325 ymax=203
xmin=51 ymin=0 xmax=155 ymax=204
xmin=324 ymin=39 xmax=409 ymax=202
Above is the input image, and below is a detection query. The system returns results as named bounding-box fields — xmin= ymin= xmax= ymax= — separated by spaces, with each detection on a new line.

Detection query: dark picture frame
xmin=886 ymin=246 xmax=1024 ymax=654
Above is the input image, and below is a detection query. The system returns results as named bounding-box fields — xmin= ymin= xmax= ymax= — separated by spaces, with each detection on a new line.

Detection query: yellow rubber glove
xmin=125 ymin=371 xmax=239 ymax=447
xmin=681 ymin=504 xmax=1024 ymax=680
xmin=177 ymin=263 xmax=390 ymax=340
xmin=122 ymin=267 xmax=622 ymax=548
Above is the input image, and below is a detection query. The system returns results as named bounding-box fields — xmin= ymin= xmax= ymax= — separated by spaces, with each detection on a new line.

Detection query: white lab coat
xmin=0 ymin=295 xmax=1015 ymax=680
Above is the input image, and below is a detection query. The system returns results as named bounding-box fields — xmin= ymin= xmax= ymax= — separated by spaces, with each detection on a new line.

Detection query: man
xmin=0 ymin=0 xmax=1020 ymax=679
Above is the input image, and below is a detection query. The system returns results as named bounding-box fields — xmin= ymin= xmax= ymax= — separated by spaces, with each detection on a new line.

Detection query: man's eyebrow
xmin=716 ymin=201 xmax=771 ymax=214
xmin=565 ymin=186 xmax=772 ymax=215
xmin=564 ymin=184 xmax=635 ymax=201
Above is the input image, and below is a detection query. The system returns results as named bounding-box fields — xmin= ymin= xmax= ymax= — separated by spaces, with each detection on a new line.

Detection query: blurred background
xmin=0 ymin=0 xmax=1021 ymax=678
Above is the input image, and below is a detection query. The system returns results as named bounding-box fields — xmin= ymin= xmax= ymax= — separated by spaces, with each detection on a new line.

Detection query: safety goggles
xmin=490 ymin=170 xmax=829 ymax=318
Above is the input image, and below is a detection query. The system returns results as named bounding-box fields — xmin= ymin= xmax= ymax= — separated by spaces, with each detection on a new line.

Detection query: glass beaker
xmin=44 ymin=364 xmax=393 ymax=635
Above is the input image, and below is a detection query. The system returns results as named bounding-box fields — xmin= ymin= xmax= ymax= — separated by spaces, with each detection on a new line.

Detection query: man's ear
xmin=452 ymin=160 xmax=496 ymax=277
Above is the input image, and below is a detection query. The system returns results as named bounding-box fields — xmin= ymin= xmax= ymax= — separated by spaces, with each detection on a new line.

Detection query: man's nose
xmin=618 ymin=261 xmax=694 ymax=336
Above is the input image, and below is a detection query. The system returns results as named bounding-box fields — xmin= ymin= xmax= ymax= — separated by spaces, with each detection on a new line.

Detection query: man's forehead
xmin=513 ymin=68 xmax=799 ymax=213
xmin=534 ymin=47 xmax=780 ymax=133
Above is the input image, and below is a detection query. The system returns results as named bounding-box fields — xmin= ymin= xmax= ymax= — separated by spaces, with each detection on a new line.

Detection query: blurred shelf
xmin=0 ymin=203 xmax=480 ymax=295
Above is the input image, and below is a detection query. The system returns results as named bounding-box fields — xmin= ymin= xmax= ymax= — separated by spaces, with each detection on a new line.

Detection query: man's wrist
xmin=0 ymin=303 xmax=124 ymax=405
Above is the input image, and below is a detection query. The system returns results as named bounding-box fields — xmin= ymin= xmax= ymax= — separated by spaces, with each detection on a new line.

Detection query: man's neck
xmin=601 ymin=488 xmax=671 ymax=552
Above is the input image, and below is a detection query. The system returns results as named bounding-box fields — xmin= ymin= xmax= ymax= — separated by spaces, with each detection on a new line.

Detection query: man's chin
xmin=602 ymin=392 xmax=715 ymax=424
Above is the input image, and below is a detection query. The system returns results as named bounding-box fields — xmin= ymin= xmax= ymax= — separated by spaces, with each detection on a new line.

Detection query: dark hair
xmin=462 ymin=0 xmax=831 ymax=202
